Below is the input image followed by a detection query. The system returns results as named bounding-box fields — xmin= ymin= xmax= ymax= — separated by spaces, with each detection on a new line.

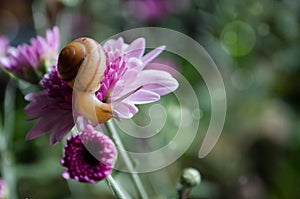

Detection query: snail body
xmin=58 ymin=37 xmax=112 ymax=124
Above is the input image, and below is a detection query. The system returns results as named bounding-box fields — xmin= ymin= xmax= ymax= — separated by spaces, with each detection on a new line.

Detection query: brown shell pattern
xmin=57 ymin=41 xmax=86 ymax=82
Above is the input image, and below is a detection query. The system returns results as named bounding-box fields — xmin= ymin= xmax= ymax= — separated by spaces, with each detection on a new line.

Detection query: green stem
xmin=105 ymin=120 xmax=148 ymax=199
xmin=178 ymin=187 xmax=192 ymax=199
xmin=0 ymin=80 xmax=17 ymax=199
xmin=106 ymin=175 xmax=127 ymax=199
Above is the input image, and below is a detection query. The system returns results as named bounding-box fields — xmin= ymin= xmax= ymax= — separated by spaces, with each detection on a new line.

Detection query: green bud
xmin=180 ymin=168 xmax=201 ymax=188
xmin=177 ymin=168 xmax=201 ymax=199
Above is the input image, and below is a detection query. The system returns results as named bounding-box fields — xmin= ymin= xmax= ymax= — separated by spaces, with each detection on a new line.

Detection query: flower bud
xmin=177 ymin=168 xmax=201 ymax=199
xmin=180 ymin=168 xmax=201 ymax=188
xmin=61 ymin=125 xmax=117 ymax=183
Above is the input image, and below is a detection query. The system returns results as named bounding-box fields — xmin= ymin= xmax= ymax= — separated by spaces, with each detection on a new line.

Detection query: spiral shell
xmin=57 ymin=40 xmax=86 ymax=82
xmin=57 ymin=37 xmax=112 ymax=124
xmin=57 ymin=37 xmax=106 ymax=92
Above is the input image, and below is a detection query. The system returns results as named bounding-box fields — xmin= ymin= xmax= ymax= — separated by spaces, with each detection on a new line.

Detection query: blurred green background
xmin=1 ymin=0 xmax=300 ymax=198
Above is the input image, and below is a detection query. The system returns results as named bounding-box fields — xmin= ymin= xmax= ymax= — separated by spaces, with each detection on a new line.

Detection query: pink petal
xmin=125 ymin=38 xmax=145 ymax=59
xmin=110 ymin=69 xmax=138 ymax=99
xmin=145 ymin=61 xmax=179 ymax=78
xmin=143 ymin=83 xmax=177 ymax=96
xmin=129 ymin=89 xmax=160 ymax=104
xmin=126 ymin=57 xmax=143 ymax=69
xmin=104 ymin=37 xmax=124 ymax=51
xmin=112 ymin=101 xmax=138 ymax=118
xmin=49 ymin=112 xmax=74 ymax=144
xmin=141 ymin=45 xmax=166 ymax=66
xmin=120 ymin=69 xmax=178 ymax=96
xmin=46 ymin=26 xmax=60 ymax=51
xmin=139 ymin=70 xmax=178 ymax=94
xmin=0 ymin=57 xmax=9 ymax=68
xmin=25 ymin=114 xmax=62 ymax=140
xmin=25 ymin=110 xmax=73 ymax=144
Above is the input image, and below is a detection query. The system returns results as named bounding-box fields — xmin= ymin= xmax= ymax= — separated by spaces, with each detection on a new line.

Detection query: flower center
xmin=83 ymin=147 xmax=100 ymax=166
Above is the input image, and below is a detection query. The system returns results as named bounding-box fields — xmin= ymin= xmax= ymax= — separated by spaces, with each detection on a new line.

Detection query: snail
xmin=57 ymin=37 xmax=112 ymax=124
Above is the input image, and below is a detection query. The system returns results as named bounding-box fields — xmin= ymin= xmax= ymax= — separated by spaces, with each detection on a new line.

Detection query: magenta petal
xmin=26 ymin=90 xmax=48 ymax=102
xmin=49 ymin=113 xmax=74 ymax=144
xmin=0 ymin=26 xmax=60 ymax=83
xmin=61 ymin=127 xmax=117 ymax=183
xmin=31 ymin=36 xmax=47 ymax=55
xmin=18 ymin=45 xmax=33 ymax=67
xmin=25 ymin=110 xmax=74 ymax=145
xmin=81 ymin=37 xmax=179 ymax=120
xmin=46 ymin=26 xmax=60 ymax=51
xmin=125 ymin=38 xmax=145 ymax=59
xmin=25 ymin=112 xmax=63 ymax=140
xmin=24 ymin=66 xmax=74 ymax=144
xmin=24 ymin=92 xmax=52 ymax=120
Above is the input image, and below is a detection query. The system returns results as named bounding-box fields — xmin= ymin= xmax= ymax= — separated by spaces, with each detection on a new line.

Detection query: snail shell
xmin=58 ymin=37 xmax=106 ymax=92
xmin=58 ymin=37 xmax=112 ymax=124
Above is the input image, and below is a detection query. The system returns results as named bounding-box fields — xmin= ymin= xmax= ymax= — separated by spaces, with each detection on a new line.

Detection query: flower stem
xmin=105 ymin=175 xmax=127 ymax=199
xmin=0 ymin=80 xmax=18 ymax=199
xmin=105 ymin=120 xmax=149 ymax=199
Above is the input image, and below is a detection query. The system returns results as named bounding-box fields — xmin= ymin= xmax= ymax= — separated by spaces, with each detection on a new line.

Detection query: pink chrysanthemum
xmin=25 ymin=37 xmax=178 ymax=144
xmin=24 ymin=65 xmax=74 ymax=144
xmin=98 ymin=37 xmax=179 ymax=118
xmin=0 ymin=27 xmax=59 ymax=83
xmin=61 ymin=125 xmax=117 ymax=183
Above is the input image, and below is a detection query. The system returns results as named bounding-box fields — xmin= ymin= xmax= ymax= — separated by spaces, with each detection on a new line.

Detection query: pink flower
xmin=24 ymin=66 xmax=74 ymax=145
xmin=61 ymin=125 xmax=117 ymax=183
xmin=0 ymin=27 xmax=59 ymax=83
xmin=25 ymin=37 xmax=178 ymax=144
xmin=99 ymin=37 xmax=179 ymax=118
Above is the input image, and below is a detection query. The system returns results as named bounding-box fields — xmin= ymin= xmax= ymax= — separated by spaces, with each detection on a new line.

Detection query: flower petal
xmin=25 ymin=112 xmax=63 ymax=140
xmin=138 ymin=70 xmax=178 ymax=95
xmin=129 ymin=89 xmax=160 ymax=104
xmin=125 ymin=38 xmax=145 ymax=59
xmin=61 ymin=127 xmax=117 ymax=183
xmin=118 ymin=69 xmax=178 ymax=96
xmin=49 ymin=112 xmax=74 ymax=144
xmin=112 ymin=101 xmax=138 ymax=118
xmin=126 ymin=57 xmax=143 ymax=69
xmin=0 ymin=26 xmax=60 ymax=83
xmin=141 ymin=45 xmax=166 ymax=66
xmin=24 ymin=66 xmax=74 ymax=144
